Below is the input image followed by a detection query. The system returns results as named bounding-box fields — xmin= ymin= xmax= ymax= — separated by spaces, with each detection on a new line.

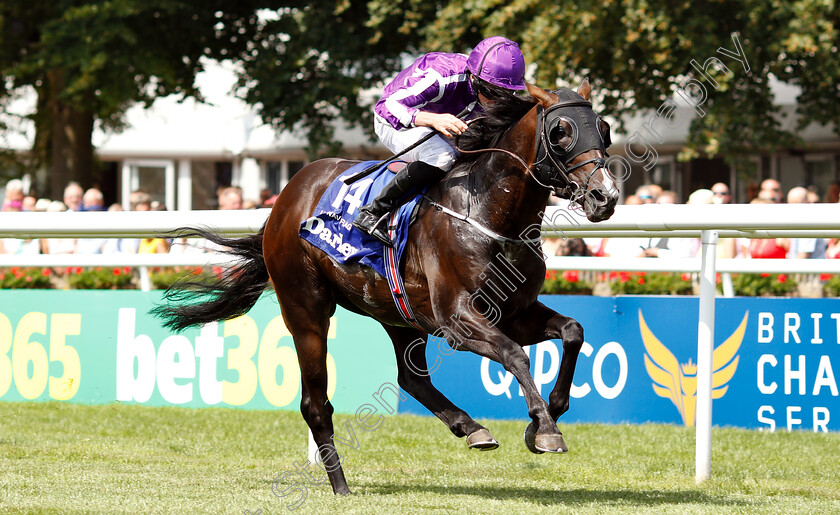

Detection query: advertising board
xmin=2 ymin=292 xmax=837 ymax=432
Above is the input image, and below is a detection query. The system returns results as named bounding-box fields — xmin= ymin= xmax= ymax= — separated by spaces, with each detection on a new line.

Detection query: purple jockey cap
xmin=466 ymin=36 xmax=526 ymax=90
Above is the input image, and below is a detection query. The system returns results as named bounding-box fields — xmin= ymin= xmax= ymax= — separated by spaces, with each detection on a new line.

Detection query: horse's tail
xmin=150 ymin=224 xmax=269 ymax=332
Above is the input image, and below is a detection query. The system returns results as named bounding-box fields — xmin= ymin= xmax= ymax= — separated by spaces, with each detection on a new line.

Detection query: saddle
xmin=299 ymin=160 xmax=424 ymax=328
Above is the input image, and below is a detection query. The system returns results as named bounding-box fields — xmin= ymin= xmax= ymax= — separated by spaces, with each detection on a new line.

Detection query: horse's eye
xmin=548 ymin=120 xmax=574 ymax=152
xmin=549 ymin=126 xmax=566 ymax=144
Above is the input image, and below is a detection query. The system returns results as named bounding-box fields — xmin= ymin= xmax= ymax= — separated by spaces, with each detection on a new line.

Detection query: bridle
xmin=432 ymin=91 xmax=613 ymax=245
xmin=455 ymin=95 xmax=610 ymax=203
xmin=532 ymin=99 xmax=609 ymax=201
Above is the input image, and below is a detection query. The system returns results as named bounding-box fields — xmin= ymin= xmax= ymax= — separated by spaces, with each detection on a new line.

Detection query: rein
xmin=428 ymin=114 xmax=546 ymax=246
xmin=455 ymin=142 xmax=533 ymax=178
xmin=455 ymin=99 xmax=607 ymax=196
xmin=454 ymin=119 xmax=548 ymax=191
xmin=429 ymin=96 xmax=607 ymax=245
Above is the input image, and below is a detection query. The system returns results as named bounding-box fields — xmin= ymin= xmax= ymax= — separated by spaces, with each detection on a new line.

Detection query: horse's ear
xmin=526 ymin=82 xmax=558 ymax=107
xmin=577 ymin=78 xmax=591 ymax=100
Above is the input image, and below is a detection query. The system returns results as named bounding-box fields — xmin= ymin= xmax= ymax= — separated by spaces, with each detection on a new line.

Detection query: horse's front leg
xmin=545 ymin=313 xmax=583 ymax=421
xmin=503 ymin=301 xmax=584 ymax=444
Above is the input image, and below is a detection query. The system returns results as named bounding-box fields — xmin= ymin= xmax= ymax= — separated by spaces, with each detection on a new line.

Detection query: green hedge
xmin=0 ymin=266 xmax=218 ymax=290
xmin=0 ymin=267 xmax=53 ymax=289
xmin=823 ymin=274 xmax=840 ymax=296
xmin=0 ymin=267 xmax=833 ymax=297
xmin=728 ymin=273 xmax=798 ymax=297
xmin=609 ymin=271 xmax=694 ymax=295
xmin=67 ymin=267 xmax=135 ymax=289
xmin=541 ymin=270 xmax=593 ymax=294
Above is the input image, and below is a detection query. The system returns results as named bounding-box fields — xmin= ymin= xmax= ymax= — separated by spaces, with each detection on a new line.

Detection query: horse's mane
xmin=456 ymin=83 xmax=538 ymax=161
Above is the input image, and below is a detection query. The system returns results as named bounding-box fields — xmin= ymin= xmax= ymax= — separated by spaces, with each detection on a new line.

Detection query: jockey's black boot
xmin=353 ymin=161 xmax=447 ymax=246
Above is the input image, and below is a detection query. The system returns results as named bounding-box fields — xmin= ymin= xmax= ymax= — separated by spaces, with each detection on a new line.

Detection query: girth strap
xmin=383 ymin=211 xmax=423 ymax=330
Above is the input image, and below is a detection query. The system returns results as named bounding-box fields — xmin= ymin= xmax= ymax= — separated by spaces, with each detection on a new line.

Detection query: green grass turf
xmin=1 ymin=402 xmax=838 ymax=514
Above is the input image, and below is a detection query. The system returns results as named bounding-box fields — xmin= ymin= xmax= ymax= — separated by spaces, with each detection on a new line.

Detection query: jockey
xmin=353 ymin=36 xmax=527 ymax=246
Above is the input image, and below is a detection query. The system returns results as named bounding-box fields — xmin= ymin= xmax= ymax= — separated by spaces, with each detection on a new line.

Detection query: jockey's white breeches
xmin=374 ymin=114 xmax=459 ymax=171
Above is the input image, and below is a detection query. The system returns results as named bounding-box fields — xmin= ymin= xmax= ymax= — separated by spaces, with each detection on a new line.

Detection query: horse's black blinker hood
xmin=533 ymin=88 xmax=611 ymax=195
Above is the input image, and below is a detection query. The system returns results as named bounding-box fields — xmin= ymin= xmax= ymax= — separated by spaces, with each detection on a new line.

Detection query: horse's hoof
xmin=523 ymin=424 xmax=543 ymax=454
xmin=524 ymin=424 xmax=568 ymax=454
xmin=467 ymin=428 xmax=499 ymax=451
xmin=534 ymin=433 xmax=568 ymax=453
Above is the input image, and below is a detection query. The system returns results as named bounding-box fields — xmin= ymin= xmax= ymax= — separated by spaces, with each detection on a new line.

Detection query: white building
xmin=3 ymin=60 xmax=838 ymax=207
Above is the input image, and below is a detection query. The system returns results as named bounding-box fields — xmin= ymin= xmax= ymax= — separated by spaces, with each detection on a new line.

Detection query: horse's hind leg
xmin=282 ymin=300 xmax=351 ymax=495
xmin=382 ymin=325 xmax=499 ymax=450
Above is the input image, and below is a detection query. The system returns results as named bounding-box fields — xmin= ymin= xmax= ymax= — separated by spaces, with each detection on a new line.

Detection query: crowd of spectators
xmin=2 ymin=177 xmax=839 ymax=260
xmin=547 ymin=179 xmax=840 ymax=261
xmin=0 ymin=181 xmax=277 ymax=256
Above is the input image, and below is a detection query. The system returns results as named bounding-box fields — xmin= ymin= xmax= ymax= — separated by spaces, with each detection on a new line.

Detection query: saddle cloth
xmin=299 ymin=161 xmax=424 ymax=328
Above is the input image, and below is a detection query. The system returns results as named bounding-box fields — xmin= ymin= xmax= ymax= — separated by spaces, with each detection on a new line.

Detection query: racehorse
xmin=152 ymin=80 xmax=618 ymax=495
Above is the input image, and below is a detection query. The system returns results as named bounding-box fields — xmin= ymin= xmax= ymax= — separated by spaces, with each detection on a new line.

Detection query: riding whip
xmin=341 ymin=107 xmax=472 ymax=184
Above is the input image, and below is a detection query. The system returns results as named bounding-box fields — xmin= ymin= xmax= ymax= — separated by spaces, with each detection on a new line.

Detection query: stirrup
xmin=353 ymin=210 xmax=394 ymax=247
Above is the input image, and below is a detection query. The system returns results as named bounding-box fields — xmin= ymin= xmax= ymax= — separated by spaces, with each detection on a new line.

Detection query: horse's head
xmin=528 ymin=81 xmax=618 ymax=222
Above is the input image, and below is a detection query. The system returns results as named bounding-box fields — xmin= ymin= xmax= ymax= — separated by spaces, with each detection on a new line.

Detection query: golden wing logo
xmin=640 ymin=310 xmax=747 ymax=426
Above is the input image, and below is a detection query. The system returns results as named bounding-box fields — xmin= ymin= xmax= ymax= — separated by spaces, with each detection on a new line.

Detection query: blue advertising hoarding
xmin=2 ymin=291 xmax=837 ymax=432
xmin=398 ymin=296 xmax=840 ymax=432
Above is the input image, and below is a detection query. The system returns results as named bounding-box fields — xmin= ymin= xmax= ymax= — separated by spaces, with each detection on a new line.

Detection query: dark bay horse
xmin=152 ymin=81 xmax=618 ymax=495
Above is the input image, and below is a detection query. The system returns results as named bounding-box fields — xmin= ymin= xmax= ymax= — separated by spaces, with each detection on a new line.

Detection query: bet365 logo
xmin=640 ymin=310 xmax=747 ymax=426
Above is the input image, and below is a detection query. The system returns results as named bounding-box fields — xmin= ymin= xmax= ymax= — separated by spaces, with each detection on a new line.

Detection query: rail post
xmin=696 ymin=229 xmax=718 ymax=482
xmin=308 ymin=430 xmax=321 ymax=464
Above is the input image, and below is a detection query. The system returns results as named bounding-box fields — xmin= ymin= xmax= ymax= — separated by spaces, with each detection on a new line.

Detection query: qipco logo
xmin=481 ymin=340 xmax=628 ymax=400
